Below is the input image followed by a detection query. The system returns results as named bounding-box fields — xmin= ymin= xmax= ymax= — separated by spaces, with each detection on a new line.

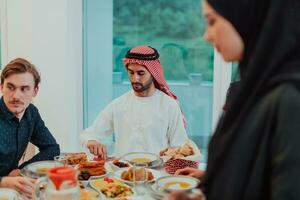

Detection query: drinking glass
xmin=132 ymin=162 xmax=149 ymax=195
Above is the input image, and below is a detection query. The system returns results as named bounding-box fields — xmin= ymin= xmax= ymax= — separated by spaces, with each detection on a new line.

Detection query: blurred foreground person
xmin=165 ymin=0 xmax=300 ymax=199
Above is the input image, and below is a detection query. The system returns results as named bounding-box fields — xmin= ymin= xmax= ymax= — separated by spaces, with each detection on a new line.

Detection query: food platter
xmin=114 ymin=167 xmax=161 ymax=184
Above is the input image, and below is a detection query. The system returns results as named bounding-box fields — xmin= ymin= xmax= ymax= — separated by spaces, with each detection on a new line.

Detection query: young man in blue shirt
xmin=0 ymin=58 xmax=60 ymax=198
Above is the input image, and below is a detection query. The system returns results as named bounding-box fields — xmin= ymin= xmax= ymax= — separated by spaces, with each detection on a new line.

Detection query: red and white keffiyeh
xmin=123 ymin=45 xmax=186 ymax=127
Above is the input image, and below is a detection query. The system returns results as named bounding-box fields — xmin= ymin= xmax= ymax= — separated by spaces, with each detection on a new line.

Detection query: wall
xmin=83 ymin=0 xmax=113 ymax=127
xmin=0 ymin=0 xmax=83 ymax=152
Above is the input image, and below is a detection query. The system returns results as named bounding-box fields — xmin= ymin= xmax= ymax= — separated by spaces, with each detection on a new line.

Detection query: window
xmin=231 ymin=62 xmax=239 ymax=81
xmin=83 ymin=0 xmax=214 ymax=161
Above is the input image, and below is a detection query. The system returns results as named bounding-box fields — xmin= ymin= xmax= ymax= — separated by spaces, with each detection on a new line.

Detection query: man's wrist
xmin=0 ymin=176 xmax=3 ymax=186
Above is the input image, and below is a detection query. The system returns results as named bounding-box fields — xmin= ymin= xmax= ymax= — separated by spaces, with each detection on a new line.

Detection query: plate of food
xmin=78 ymin=160 xmax=107 ymax=181
xmin=156 ymin=175 xmax=200 ymax=192
xmin=160 ymin=140 xmax=201 ymax=161
xmin=54 ymin=152 xmax=88 ymax=166
xmin=89 ymin=177 xmax=135 ymax=199
xmin=109 ymin=159 xmax=131 ymax=171
xmin=114 ymin=167 xmax=161 ymax=184
xmin=0 ymin=188 xmax=20 ymax=200
xmin=20 ymin=160 xmax=64 ymax=179
xmin=120 ymin=152 xmax=163 ymax=168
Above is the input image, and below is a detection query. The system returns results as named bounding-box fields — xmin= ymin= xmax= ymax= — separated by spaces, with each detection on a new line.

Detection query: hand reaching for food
xmin=174 ymin=167 xmax=205 ymax=180
xmin=87 ymin=140 xmax=107 ymax=160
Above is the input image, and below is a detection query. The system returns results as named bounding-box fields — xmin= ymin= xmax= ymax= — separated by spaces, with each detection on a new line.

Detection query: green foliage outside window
xmin=113 ymin=0 xmax=214 ymax=81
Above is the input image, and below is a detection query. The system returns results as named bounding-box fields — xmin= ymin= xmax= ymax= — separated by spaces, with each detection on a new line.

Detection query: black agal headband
xmin=125 ymin=46 xmax=159 ymax=60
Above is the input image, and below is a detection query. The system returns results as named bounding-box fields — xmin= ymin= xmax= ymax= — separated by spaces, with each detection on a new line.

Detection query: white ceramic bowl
xmin=156 ymin=175 xmax=200 ymax=192
xmin=120 ymin=152 xmax=163 ymax=168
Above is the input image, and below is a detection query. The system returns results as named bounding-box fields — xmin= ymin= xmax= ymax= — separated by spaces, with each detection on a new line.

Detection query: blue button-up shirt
xmin=0 ymin=98 xmax=60 ymax=176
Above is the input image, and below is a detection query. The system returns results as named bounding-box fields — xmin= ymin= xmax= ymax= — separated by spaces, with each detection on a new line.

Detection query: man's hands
xmin=8 ymin=169 xmax=21 ymax=177
xmin=175 ymin=167 xmax=205 ymax=180
xmin=0 ymin=176 xmax=35 ymax=199
xmin=87 ymin=140 xmax=107 ymax=160
xmin=159 ymin=147 xmax=172 ymax=156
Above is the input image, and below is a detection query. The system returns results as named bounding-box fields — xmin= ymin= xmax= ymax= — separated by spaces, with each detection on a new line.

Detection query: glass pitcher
xmin=34 ymin=166 xmax=80 ymax=200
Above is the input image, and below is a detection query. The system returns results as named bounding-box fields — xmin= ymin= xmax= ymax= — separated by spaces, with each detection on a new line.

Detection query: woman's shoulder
xmin=261 ymin=82 xmax=300 ymax=112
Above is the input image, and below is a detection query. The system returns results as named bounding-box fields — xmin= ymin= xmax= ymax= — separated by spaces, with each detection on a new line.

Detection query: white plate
xmin=89 ymin=178 xmax=136 ymax=199
xmin=114 ymin=167 xmax=161 ymax=184
xmin=0 ymin=188 xmax=20 ymax=200
xmin=120 ymin=152 xmax=163 ymax=168
xmin=89 ymin=172 xmax=108 ymax=179
xmin=78 ymin=170 xmax=108 ymax=182
xmin=20 ymin=160 xmax=64 ymax=179
xmin=156 ymin=175 xmax=199 ymax=192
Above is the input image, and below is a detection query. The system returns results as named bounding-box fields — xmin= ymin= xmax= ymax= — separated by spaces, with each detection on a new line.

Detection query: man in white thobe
xmin=81 ymin=45 xmax=189 ymax=159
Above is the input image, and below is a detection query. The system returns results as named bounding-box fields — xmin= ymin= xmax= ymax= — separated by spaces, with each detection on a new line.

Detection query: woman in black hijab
xmin=164 ymin=0 xmax=300 ymax=199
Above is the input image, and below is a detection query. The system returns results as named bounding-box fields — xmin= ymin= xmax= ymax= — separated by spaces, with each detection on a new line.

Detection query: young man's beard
xmin=131 ymin=77 xmax=153 ymax=93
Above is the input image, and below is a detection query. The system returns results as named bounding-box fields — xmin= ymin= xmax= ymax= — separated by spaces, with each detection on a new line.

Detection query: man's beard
xmin=131 ymin=77 xmax=153 ymax=93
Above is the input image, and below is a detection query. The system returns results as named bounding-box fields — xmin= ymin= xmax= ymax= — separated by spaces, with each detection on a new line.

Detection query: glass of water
xmin=132 ymin=162 xmax=149 ymax=195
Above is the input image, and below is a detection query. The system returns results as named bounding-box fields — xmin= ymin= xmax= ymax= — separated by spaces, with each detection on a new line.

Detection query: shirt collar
xmin=0 ymin=97 xmax=16 ymax=120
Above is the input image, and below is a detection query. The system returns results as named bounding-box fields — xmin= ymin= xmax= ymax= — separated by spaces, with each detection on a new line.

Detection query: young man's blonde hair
xmin=1 ymin=58 xmax=41 ymax=88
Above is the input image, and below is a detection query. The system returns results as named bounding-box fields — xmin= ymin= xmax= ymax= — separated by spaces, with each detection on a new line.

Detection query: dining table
xmin=82 ymin=161 xmax=207 ymax=200
xmin=14 ymin=155 xmax=206 ymax=200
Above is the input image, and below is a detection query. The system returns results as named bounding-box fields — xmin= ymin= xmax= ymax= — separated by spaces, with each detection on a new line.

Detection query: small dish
xmin=108 ymin=160 xmax=131 ymax=171
xmin=156 ymin=175 xmax=200 ymax=192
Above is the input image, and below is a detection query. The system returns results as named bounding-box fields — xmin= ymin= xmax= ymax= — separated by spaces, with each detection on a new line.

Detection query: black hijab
xmin=204 ymin=0 xmax=300 ymax=193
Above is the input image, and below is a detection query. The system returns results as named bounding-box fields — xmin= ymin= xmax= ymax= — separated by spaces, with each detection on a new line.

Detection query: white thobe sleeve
xmin=167 ymin=102 xmax=188 ymax=147
xmin=80 ymin=103 xmax=114 ymax=148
